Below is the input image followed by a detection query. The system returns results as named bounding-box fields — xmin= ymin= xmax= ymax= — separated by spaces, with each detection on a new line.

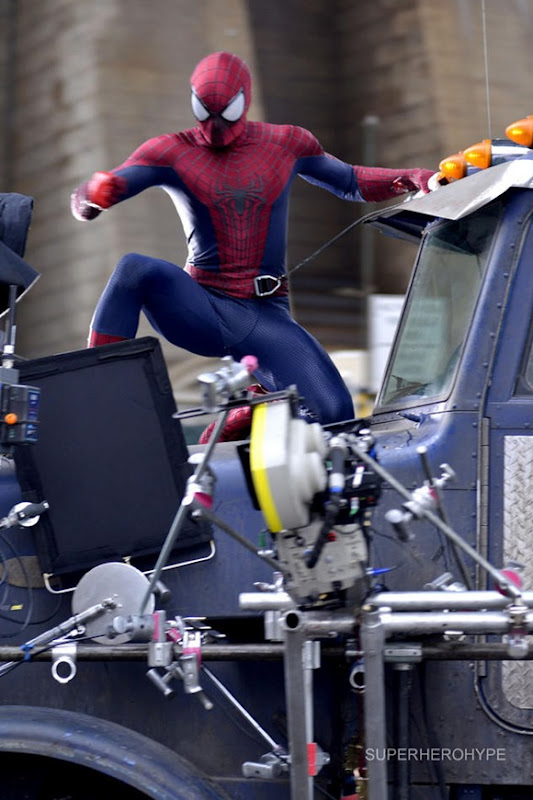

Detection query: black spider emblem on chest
xmin=213 ymin=176 xmax=266 ymax=216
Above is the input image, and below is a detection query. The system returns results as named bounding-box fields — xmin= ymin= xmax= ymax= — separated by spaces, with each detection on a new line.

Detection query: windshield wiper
xmin=385 ymin=376 xmax=430 ymax=403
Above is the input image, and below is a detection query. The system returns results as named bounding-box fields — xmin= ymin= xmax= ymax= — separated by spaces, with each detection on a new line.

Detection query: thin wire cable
xmin=481 ymin=0 xmax=492 ymax=138
xmin=284 ymin=207 xmax=383 ymax=282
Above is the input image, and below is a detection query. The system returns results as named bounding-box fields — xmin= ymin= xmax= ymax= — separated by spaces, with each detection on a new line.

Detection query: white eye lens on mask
xmin=191 ymin=90 xmax=210 ymax=122
xmin=220 ymin=90 xmax=245 ymax=122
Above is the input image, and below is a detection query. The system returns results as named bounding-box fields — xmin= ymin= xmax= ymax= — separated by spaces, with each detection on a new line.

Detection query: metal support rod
xmin=369 ymin=590 xmax=533 ymax=611
xmin=139 ymin=409 xmax=230 ymax=615
xmin=202 ymin=665 xmax=282 ymax=753
xmin=282 ymin=614 xmax=317 ymax=800
xmin=0 ymin=642 xmax=347 ymax=663
xmin=282 ymin=611 xmax=356 ymax=638
xmin=3 ymin=638 xmax=533 ymax=663
xmin=416 ymin=446 xmax=472 ymax=590
xmin=192 ymin=502 xmax=282 ymax=574
xmin=395 ymin=664 xmax=412 ymax=800
xmin=360 ymin=606 xmax=388 ymax=800
xmin=3 ymin=638 xmax=532 ymax=663
xmin=381 ymin=609 xmax=533 ymax=635
xmin=0 ymin=600 xmax=113 ymax=677
xmin=360 ymin=114 xmax=379 ymax=298
xmin=242 ymin=588 xmax=533 ymax=614
xmin=420 ymin=642 xmax=533 ymax=660
xmin=240 ymin=591 xmax=296 ymax=611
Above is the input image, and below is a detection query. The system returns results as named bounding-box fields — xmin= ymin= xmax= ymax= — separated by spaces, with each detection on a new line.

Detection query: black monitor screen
xmin=14 ymin=337 xmax=210 ymax=577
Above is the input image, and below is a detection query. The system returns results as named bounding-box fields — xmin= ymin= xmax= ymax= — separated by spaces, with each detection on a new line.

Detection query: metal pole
xmin=0 ymin=642 xmax=347 ymax=663
xmin=0 ymin=600 xmax=113 ymax=677
xmin=240 ymin=591 xmax=296 ymax=611
xmin=360 ymin=115 xmax=379 ymax=297
xmin=370 ymin=590 xmax=533 ymax=611
xmin=291 ymin=612 xmax=356 ymax=638
xmin=282 ymin=612 xmax=315 ymax=800
xmin=139 ymin=409 xmax=230 ymax=614
xmin=195 ymin=503 xmax=282 ymax=573
xmin=2 ymin=640 xmax=533 ymax=663
xmin=202 ymin=665 xmax=282 ymax=752
xmin=395 ymin=664 xmax=412 ymax=800
xmin=381 ymin=610 xmax=533 ymax=636
xmin=360 ymin=605 xmax=388 ymax=800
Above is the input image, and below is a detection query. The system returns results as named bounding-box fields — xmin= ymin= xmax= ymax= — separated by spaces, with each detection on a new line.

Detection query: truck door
xmin=482 ymin=198 xmax=533 ymax=733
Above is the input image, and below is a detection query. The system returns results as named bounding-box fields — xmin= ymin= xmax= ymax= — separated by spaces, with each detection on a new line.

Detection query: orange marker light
xmin=438 ymin=153 xmax=467 ymax=181
xmin=4 ymin=413 xmax=18 ymax=425
xmin=505 ymin=116 xmax=533 ymax=148
xmin=463 ymin=139 xmax=492 ymax=169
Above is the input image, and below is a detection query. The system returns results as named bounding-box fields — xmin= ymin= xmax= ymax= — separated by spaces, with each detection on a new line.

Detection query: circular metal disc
xmin=72 ymin=562 xmax=155 ymax=644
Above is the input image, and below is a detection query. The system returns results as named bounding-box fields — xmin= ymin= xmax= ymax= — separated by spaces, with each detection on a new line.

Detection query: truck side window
xmin=377 ymin=200 xmax=501 ymax=409
xmin=517 ymin=336 xmax=533 ymax=393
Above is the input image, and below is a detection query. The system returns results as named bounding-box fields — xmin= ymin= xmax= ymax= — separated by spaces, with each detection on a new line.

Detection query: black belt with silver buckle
xmin=253 ymin=274 xmax=283 ymax=297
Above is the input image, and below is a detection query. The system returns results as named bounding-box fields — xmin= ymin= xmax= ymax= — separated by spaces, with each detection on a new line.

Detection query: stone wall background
xmin=1 ymin=0 xmax=533 ymax=403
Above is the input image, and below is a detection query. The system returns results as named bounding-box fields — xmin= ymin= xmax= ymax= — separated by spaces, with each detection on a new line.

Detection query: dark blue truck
xmin=0 ymin=117 xmax=533 ymax=800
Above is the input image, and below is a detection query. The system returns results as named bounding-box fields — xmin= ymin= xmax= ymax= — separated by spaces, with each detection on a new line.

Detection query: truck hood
xmin=366 ymin=153 xmax=533 ymax=242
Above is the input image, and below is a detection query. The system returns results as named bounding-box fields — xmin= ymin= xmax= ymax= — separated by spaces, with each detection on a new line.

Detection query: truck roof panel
xmin=366 ymin=154 xmax=533 ymax=242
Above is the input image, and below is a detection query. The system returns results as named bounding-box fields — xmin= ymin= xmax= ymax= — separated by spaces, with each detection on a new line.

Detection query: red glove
xmin=354 ymin=166 xmax=436 ymax=202
xmin=392 ymin=167 xmax=435 ymax=195
xmin=70 ymin=181 xmax=101 ymax=221
xmin=87 ymin=171 xmax=126 ymax=208
xmin=70 ymin=172 xmax=126 ymax=221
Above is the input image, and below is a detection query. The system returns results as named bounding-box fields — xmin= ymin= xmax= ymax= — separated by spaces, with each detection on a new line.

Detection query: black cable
xmin=369 ymin=523 xmax=409 ymax=550
xmin=415 ymin=664 xmax=448 ymax=800
xmin=367 ymin=523 xmax=411 ymax=572
xmin=284 ymin=207 xmax=387 ymax=282
xmin=475 ymin=671 xmax=533 ymax=736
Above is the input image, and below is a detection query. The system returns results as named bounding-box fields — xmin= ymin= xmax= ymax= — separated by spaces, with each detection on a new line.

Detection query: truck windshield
xmin=377 ymin=200 xmax=501 ymax=408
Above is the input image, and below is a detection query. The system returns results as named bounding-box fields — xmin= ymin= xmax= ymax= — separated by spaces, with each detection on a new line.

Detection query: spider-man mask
xmin=190 ymin=52 xmax=251 ymax=148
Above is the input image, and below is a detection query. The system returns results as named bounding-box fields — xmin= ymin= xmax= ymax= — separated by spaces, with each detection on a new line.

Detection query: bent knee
xmin=300 ymin=384 xmax=354 ymax=426
xmin=317 ymin=392 xmax=354 ymax=425
xmin=114 ymin=252 xmax=150 ymax=276
xmin=112 ymin=253 xmax=178 ymax=291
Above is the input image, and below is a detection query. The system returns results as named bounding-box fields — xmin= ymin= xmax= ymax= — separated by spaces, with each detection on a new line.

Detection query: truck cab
xmin=370 ymin=147 xmax=533 ymax=592
xmin=362 ymin=138 xmax=533 ymax=797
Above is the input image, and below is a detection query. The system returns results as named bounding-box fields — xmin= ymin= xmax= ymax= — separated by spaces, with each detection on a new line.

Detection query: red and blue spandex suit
xmin=72 ymin=51 xmax=433 ymax=426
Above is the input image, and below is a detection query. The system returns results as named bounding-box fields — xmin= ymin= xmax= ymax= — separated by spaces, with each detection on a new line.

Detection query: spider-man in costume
xmin=71 ymin=51 xmax=434 ymax=438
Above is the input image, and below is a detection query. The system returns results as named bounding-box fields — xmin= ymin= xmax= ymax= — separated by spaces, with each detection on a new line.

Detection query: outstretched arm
xmin=70 ymin=135 xmax=177 ymax=222
xmin=290 ymin=128 xmax=434 ymax=202
xmin=298 ymin=152 xmax=434 ymax=202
